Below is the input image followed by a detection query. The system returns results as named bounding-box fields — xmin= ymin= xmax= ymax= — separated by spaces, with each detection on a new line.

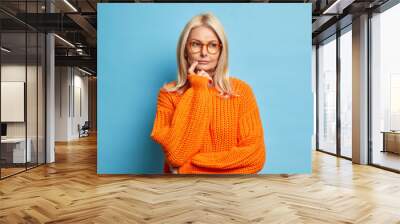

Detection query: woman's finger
xmin=198 ymin=70 xmax=207 ymax=76
xmin=188 ymin=61 xmax=198 ymax=75
xmin=199 ymin=70 xmax=213 ymax=82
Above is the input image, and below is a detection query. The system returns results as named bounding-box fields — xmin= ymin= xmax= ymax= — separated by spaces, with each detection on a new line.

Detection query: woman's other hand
xmin=188 ymin=61 xmax=213 ymax=83
xmin=187 ymin=61 xmax=213 ymax=89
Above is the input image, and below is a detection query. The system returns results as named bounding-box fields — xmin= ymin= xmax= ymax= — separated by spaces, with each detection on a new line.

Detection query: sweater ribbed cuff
xmin=188 ymin=75 xmax=211 ymax=89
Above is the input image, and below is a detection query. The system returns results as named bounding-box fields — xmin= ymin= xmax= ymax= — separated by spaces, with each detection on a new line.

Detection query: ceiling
xmin=0 ymin=0 xmax=393 ymax=75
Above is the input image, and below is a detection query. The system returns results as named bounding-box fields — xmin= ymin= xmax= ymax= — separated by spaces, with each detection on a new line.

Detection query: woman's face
xmin=185 ymin=25 xmax=222 ymax=75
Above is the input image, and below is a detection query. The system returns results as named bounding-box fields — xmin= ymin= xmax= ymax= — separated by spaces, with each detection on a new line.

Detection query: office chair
xmin=78 ymin=121 xmax=90 ymax=138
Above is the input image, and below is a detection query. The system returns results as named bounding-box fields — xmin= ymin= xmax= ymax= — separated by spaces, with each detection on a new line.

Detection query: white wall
xmin=1 ymin=64 xmax=46 ymax=164
xmin=71 ymin=72 xmax=89 ymax=139
xmin=1 ymin=65 xmax=26 ymax=136
xmin=55 ymin=67 xmax=89 ymax=141
xmin=55 ymin=66 xmax=70 ymax=141
xmin=1 ymin=65 xmax=41 ymax=138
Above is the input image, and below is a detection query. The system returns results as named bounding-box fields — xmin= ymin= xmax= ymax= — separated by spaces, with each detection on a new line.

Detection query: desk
xmin=1 ymin=138 xmax=32 ymax=163
xmin=381 ymin=131 xmax=400 ymax=154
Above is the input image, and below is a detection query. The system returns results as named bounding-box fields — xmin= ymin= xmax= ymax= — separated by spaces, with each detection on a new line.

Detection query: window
xmin=371 ymin=3 xmax=400 ymax=171
xmin=339 ymin=27 xmax=352 ymax=158
xmin=317 ymin=35 xmax=337 ymax=154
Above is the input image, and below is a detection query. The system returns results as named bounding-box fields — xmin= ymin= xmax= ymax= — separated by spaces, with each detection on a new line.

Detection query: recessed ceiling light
xmin=63 ymin=0 xmax=78 ymax=12
xmin=54 ymin=34 xmax=75 ymax=48
xmin=78 ymin=67 xmax=93 ymax=76
xmin=1 ymin=47 xmax=11 ymax=53
xmin=322 ymin=0 xmax=354 ymax=15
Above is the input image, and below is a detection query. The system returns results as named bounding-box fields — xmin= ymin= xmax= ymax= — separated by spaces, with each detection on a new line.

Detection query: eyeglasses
xmin=187 ymin=40 xmax=222 ymax=55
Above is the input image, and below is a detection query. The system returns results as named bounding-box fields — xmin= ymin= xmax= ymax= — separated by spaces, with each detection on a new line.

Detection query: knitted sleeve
xmin=190 ymin=84 xmax=266 ymax=172
xmin=150 ymin=75 xmax=212 ymax=167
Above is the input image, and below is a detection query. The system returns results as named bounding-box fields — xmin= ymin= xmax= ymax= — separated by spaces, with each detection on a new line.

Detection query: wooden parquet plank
xmin=0 ymin=134 xmax=399 ymax=223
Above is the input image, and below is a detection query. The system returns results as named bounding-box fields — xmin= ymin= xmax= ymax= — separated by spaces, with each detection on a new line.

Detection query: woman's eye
xmin=192 ymin=42 xmax=200 ymax=47
xmin=210 ymin=43 xmax=218 ymax=48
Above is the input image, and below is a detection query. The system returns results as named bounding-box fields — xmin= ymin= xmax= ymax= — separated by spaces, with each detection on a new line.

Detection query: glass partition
xmin=1 ymin=31 xmax=28 ymax=177
xmin=0 ymin=1 xmax=46 ymax=179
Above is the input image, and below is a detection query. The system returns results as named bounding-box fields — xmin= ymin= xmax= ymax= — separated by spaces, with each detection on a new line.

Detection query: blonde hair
xmin=162 ymin=12 xmax=239 ymax=98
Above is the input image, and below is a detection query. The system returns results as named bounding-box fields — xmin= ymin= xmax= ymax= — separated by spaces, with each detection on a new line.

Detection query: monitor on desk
xmin=1 ymin=123 xmax=7 ymax=138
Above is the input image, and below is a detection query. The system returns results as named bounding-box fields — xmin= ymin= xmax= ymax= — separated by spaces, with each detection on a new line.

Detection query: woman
xmin=150 ymin=12 xmax=266 ymax=174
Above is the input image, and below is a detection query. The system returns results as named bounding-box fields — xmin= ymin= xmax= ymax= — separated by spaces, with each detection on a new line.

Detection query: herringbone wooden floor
xmin=1 ymin=134 xmax=400 ymax=224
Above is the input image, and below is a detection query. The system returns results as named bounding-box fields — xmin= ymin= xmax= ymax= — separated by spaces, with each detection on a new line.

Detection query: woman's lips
xmin=198 ymin=61 xmax=209 ymax=64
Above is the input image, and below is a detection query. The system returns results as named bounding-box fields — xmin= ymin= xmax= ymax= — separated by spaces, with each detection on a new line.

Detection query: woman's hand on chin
xmin=188 ymin=61 xmax=213 ymax=83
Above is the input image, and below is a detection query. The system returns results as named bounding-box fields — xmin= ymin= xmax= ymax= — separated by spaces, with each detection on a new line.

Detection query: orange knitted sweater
xmin=150 ymin=74 xmax=266 ymax=174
